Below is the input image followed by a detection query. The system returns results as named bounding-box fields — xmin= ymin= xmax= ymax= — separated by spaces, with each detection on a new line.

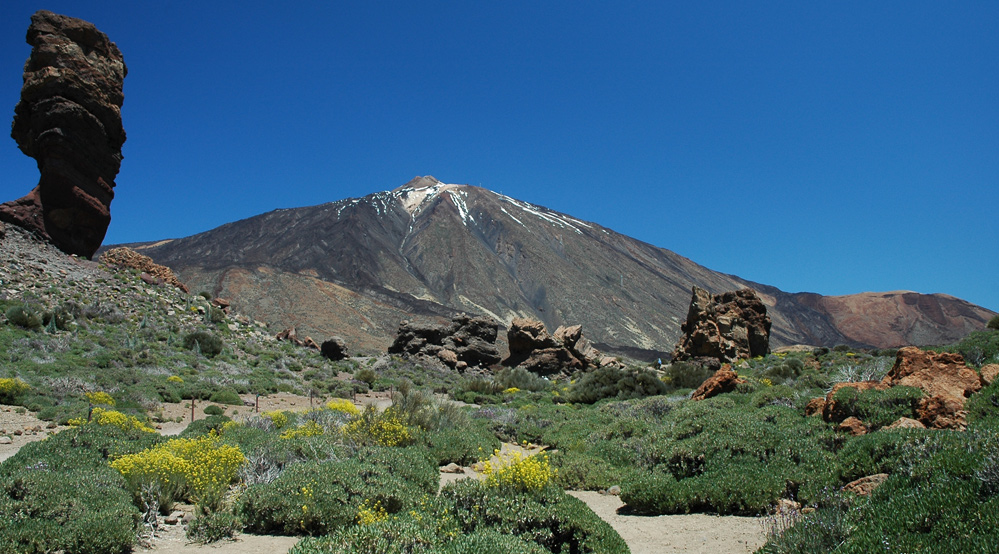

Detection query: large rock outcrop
xmin=808 ymin=347 xmax=984 ymax=430
xmin=672 ymin=287 xmax=772 ymax=364
xmin=881 ymin=347 xmax=982 ymax=430
xmin=502 ymin=318 xmax=604 ymax=377
xmin=389 ymin=314 xmax=501 ymax=370
xmin=0 ymin=11 xmax=127 ymax=259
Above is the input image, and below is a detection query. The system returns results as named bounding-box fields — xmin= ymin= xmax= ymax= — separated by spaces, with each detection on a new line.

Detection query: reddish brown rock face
xmin=502 ymin=318 xmax=602 ymax=376
xmin=672 ymin=287 xmax=772 ymax=364
xmin=0 ymin=11 xmax=126 ymax=259
xmin=882 ymin=347 xmax=981 ymax=429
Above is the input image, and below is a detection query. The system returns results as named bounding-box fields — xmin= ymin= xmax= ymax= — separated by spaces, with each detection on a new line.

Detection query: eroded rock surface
xmin=672 ymin=287 xmax=772 ymax=365
xmin=389 ymin=314 xmax=501 ymax=370
xmin=690 ymin=365 xmax=746 ymax=401
xmin=0 ymin=11 xmax=127 ymax=259
xmin=882 ymin=347 xmax=982 ymax=430
xmin=502 ymin=317 xmax=605 ymax=376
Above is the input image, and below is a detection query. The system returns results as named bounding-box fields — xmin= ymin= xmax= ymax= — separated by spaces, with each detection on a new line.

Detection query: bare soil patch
xmin=0 ymin=404 xmax=70 ymax=462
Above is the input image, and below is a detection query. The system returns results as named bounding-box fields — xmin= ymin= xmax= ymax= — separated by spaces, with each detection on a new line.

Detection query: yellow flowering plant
xmin=326 ymin=398 xmax=360 ymax=416
xmin=0 ymin=377 xmax=30 ymax=402
xmin=68 ymin=407 xmax=156 ymax=433
xmin=480 ymin=449 xmax=555 ymax=493
xmin=111 ymin=434 xmax=245 ymax=511
xmin=84 ymin=391 xmax=115 ymax=406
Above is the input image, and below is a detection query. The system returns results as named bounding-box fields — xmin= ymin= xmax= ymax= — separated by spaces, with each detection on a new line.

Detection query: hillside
xmin=121 ymin=177 xmax=994 ymax=356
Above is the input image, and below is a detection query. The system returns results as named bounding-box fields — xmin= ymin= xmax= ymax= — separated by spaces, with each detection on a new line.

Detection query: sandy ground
xmin=2 ymin=402 xmax=768 ymax=554
xmin=568 ymin=491 xmax=766 ymax=554
xmin=0 ymin=404 xmax=69 ymax=463
xmin=155 ymin=392 xmax=393 ymax=435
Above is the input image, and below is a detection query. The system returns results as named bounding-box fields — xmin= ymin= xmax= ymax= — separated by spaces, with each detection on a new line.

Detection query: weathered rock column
xmin=0 ymin=10 xmax=127 ymax=258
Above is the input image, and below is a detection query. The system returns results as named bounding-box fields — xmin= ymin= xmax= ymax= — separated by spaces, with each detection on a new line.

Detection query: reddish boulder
xmin=276 ymin=327 xmax=319 ymax=350
xmin=884 ymin=417 xmax=926 ymax=430
xmin=0 ymin=11 xmax=127 ymax=258
xmin=804 ymin=397 xmax=826 ymax=417
xmin=881 ymin=347 xmax=981 ymax=429
xmin=672 ymin=287 xmax=772 ymax=364
xmin=836 ymin=416 xmax=868 ymax=436
xmin=842 ymin=474 xmax=888 ymax=496
xmin=690 ymin=365 xmax=746 ymax=401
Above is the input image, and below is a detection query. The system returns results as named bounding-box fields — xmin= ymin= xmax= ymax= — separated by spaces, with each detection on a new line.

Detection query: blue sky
xmin=2 ymin=1 xmax=996 ymax=311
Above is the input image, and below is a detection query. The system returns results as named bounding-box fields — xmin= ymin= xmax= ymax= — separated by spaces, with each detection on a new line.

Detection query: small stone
xmin=607 ymin=485 xmax=621 ymax=496
xmin=440 ymin=463 xmax=464 ymax=474
xmin=164 ymin=517 xmax=179 ymax=525
xmin=13 ymin=429 xmax=22 ymax=436
xmin=0 ymin=436 xmax=12 ymax=445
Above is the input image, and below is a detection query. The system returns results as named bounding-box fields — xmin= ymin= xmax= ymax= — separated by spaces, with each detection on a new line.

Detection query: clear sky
xmin=2 ymin=1 xmax=996 ymax=311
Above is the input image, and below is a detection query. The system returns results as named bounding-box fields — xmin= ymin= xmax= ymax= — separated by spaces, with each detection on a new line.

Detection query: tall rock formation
xmin=0 ymin=11 xmax=127 ymax=259
xmin=672 ymin=287 xmax=772 ymax=364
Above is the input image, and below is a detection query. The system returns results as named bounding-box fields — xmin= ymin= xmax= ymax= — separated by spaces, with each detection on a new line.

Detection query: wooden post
xmin=191 ymin=398 xmax=195 ymax=422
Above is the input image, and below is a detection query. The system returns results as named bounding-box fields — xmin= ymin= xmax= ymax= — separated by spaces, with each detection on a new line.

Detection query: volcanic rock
xmin=836 ymin=416 xmax=868 ymax=436
xmin=389 ymin=314 xmax=501 ymax=370
xmin=320 ymin=337 xmax=348 ymax=361
xmin=276 ymin=327 xmax=319 ymax=350
xmin=0 ymin=11 xmax=127 ymax=258
xmin=502 ymin=318 xmax=602 ymax=376
xmin=672 ymin=287 xmax=772 ymax=364
xmin=100 ymin=247 xmax=188 ymax=292
xmin=690 ymin=365 xmax=746 ymax=401
xmin=884 ymin=417 xmax=926 ymax=430
xmin=881 ymin=347 xmax=981 ymax=429
xmin=842 ymin=474 xmax=888 ymax=496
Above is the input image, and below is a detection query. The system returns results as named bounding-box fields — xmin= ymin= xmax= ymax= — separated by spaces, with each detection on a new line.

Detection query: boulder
xmin=980 ymin=364 xmax=998 ymax=386
xmin=388 ymin=314 xmax=501 ymax=370
xmin=672 ymin=287 xmax=772 ymax=364
xmin=804 ymin=397 xmax=826 ymax=417
xmin=0 ymin=11 xmax=127 ymax=258
xmin=881 ymin=347 xmax=982 ymax=429
xmin=276 ymin=327 xmax=319 ymax=350
xmin=884 ymin=417 xmax=926 ymax=430
xmin=320 ymin=337 xmax=348 ymax=361
xmin=99 ymin=247 xmax=188 ymax=292
xmin=690 ymin=365 xmax=745 ymax=401
xmin=836 ymin=416 xmax=868 ymax=436
xmin=842 ymin=474 xmax=888 ymax=496
xmin=502 ymin=318 xmax=602 ymax=376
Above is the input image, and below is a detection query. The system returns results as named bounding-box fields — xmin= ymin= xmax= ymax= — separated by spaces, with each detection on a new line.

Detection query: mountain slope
xmin=124 ymin=177 xmax=994 ymax=356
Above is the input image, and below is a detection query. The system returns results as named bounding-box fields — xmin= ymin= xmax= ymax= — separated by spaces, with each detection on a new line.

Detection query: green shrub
xmin=829 ymin=385 xmax=922 ymax=428
xmin=661 ymin=361 xmax=714 ymax=390
xmin=439 ymin=479 xmax=629 ymax=553
xmin=354 ymin=368 xmax=377 ymax=387
xmin=968 ymin=380 xmax=999 ymax=427
xmin=203 ymin=404 xmax=225 ymax=416
xmin=209 ymin=389 xmax=243 ymax=405
xmin=422 ymin=426 xmax=500 ymax=466
xmin=206 ymin=306 xmax=226 ymax=324
xmin=496 ymin=367 xmax=552 ymax=392
xmin=186 ymin=510 xmax=241 ymax=544
xmin=183 ymin=331 xmax=223 ymax=358
xmin=837 ymin=428 xmax=929 ymax=482
xmin=238 ymin=447 xmax=436 ymax=535
xmin=0 ymin=425 xmax=155 ymax=554
xmin=988 ymin=315 xmax=999 ymax=331
xmin=946 ymin=329 xmax=999 ymax=367
xmin=5 ymin=304 xmax=43 ymax=330
xmin=566 ymin=366 xmax=667 ymax=404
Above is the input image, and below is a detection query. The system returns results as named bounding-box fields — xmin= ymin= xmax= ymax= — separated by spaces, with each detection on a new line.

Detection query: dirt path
xmin=0 ymin=404 xmax=68 ymax=463
xmin=568 ymin=491 xmax=766 ymax=554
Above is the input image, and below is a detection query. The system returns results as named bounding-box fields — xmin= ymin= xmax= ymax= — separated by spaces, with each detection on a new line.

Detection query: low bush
xmin=566 ymin=366 xmax=667 ymax=404
xmin=422 ymin=426 xmax=500 ymax=466
xmin=183 ymin=331 xmax=224 ymax=358
xmin=237 ymin=447 xmax=436 ymax=536
xmin=829 ymin=385 xmax=922 ymax=428
xmin=0 ymin=377 xmax=30 ymax=404
xmin=496 ymin=367 xmax=552 ymax=392
xmin=989 ymin=315 xmax=999 ymax=331
xmin=209 ymin=389 xmax=243 ymax=405
xmin=4 ymin=304 xmax=43 ymax=330
xmin=660 ymin=361 xmax=714 ymax=390
xmin=186 ymin=509 xmax=241 ymax=544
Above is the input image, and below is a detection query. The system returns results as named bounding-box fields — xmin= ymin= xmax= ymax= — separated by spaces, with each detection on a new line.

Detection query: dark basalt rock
xmin=389 ymin=314 xmax=501 ymax=370
xmin=0 ymin=11 xmax=127 ymax=258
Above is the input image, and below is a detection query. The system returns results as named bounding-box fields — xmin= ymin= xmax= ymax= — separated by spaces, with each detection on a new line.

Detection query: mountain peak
xmin=397 ymin=175 xmax=443 ymax=190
